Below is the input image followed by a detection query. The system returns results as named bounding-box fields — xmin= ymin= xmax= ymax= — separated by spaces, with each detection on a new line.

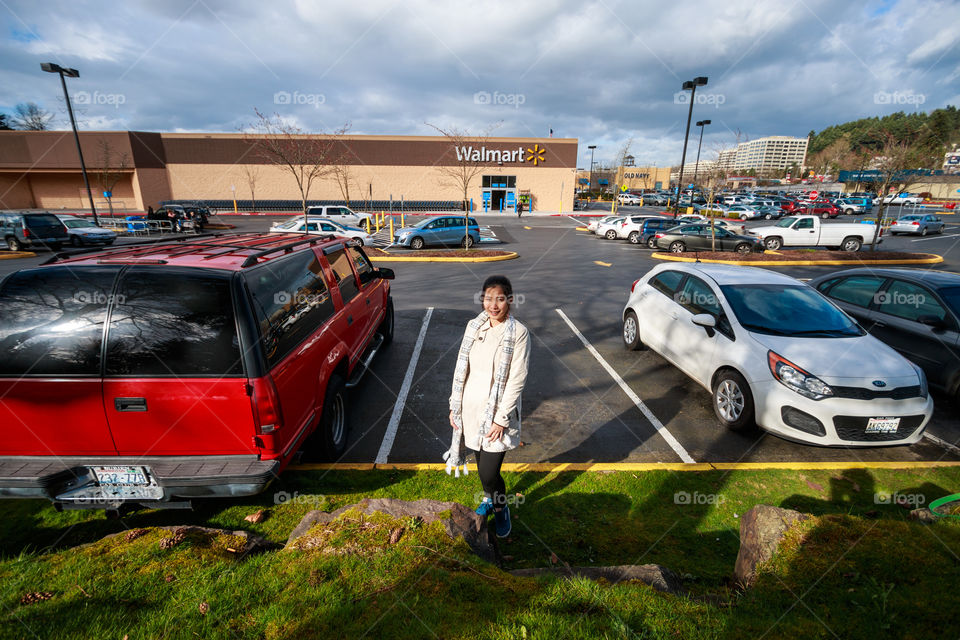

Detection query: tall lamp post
xmin=674 ymin=76 xmax=708 ymax=216
xmin=692 ymin=119 xmax=711 ymax=188
xmin=41 ymin=62 xmax=98 ymax=225
xmin=587 ymin=145 xmax=597 ymax=195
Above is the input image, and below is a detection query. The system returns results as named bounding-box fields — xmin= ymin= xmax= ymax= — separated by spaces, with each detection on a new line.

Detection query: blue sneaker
xmin=494 ymin=505 xmax=511 ymax=538
xmin=475 ymin=498 xmax=493 ymax=517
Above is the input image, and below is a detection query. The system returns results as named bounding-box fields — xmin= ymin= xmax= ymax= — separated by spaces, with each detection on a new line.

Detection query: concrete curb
xmin=651 ymin=252 xmax=944 ymax=266
xmin=289 ymin=461 xmax=960 ymax=472
xmin=0 ymin=251 xmax=38 ymax=260
xmin=369 ymin=251 xmax=518 ymax=263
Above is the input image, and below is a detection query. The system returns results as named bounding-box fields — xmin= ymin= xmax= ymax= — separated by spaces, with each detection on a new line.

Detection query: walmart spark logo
xmin=526 ymin=144 xmax=546 ymax=165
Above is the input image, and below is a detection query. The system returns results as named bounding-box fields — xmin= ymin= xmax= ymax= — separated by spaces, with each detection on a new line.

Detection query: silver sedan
xmin=888 ymin=214 xmax=945 ymax=236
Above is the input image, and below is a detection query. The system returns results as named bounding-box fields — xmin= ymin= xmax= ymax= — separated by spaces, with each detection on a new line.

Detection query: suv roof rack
xmin=240 ymin=234 xmax=338 ymax=267
xmin=41 ymin=233 xmax=225 ymax=265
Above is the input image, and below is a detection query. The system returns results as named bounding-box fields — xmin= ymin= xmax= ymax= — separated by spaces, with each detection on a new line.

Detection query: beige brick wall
xmin=165 ymin=163 xmax=577 ymax=211
xmin=0 ymin=174 xmax=36 ymax=209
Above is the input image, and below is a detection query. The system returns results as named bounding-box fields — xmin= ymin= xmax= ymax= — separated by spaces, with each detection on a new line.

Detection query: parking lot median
xmin=652 ymin=249 xmax=944 ymax=266
xmin=366 ymin=247 xmax=518 ymax=262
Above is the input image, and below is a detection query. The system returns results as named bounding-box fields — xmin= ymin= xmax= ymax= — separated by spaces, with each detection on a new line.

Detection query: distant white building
xmin=945 ymin=149 xmax=960 ymax=174
xmin=718 ymin=136 xmax=809 ymax=172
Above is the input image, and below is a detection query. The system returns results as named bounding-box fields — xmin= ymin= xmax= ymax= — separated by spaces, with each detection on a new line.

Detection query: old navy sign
xmin=454 ymin=145 xmax=545 ymax=165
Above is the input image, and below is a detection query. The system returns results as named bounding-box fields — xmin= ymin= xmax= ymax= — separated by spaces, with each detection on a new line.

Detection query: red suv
xmin=796 ymin=201 xmax=840 ymax=219
xmin=0 ymin=232 xmax=394 ymax=509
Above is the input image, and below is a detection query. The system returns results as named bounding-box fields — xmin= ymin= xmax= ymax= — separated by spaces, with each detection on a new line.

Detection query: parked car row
xmin=586 ymin=214 xmax=761 ymax=253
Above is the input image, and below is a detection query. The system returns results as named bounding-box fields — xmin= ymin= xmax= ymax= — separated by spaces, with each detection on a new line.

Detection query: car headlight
xmin=768 ymin=351 xmax=834 ymax=400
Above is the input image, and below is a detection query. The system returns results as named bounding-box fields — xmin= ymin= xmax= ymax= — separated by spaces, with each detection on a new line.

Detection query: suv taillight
xmin=22 ymin=227 xmax=30 ymax=238
xmin=250 ymin=376 xmax=284 ymax=435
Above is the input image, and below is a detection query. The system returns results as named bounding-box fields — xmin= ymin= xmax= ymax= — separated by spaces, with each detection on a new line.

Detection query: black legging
xmin=470 ymin=448 xmax=507 ymax=511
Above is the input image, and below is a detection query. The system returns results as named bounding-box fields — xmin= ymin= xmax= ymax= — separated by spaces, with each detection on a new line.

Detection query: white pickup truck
xmin=750 ymin=215 xmax=882 ymax=252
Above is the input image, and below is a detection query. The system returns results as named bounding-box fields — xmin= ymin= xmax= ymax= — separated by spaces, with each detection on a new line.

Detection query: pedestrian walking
xmin=516 ymin=200 xmax=523 ymax=218
xmin=445 ymin=275 xmax=531 ymax=538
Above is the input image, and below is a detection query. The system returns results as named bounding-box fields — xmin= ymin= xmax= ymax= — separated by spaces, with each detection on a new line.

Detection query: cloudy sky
xmin=1 ymin=0 xmax=958 ymax=168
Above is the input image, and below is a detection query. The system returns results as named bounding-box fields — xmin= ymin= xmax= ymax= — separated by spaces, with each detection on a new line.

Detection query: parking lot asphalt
xmin=4 ymin=209 xmax=959 ymax=466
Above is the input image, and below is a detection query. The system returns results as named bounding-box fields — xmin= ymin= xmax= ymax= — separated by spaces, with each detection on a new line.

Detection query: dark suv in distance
xmin=0 ymin=232 xmax=395 ymax=510
xmin=1 ymin=211 xmax=70 ymax=251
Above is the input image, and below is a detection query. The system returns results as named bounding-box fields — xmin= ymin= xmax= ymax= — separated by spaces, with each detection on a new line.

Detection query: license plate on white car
xmin=865 ymin=417 xmax=900 ymax=434
xmin=92 ymin=466 xmax=151 ymax=486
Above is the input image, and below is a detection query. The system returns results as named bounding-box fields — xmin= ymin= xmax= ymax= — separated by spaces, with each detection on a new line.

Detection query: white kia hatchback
xmin=621 ymin=263 xmax=932 ymax=446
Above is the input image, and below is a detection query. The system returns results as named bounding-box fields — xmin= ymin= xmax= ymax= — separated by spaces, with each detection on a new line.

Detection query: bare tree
xmin=95 ymin=140 xmax=129 ymax=219
xmin=426 ymin=122 xmax=501 ymax=249
xmin=867 ymin=134 xmax=940 ymax=251
xmin=242 ymin=164 xmax=261 ymax=213
xmin=245 ymin=109 xmax=349 ymax=228
xmin=12 ymin=102 xmax=54 ymax=130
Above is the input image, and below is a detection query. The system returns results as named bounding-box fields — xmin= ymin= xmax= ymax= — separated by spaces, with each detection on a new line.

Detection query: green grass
xmin=2 ymin=468 xmax=959 ymax=639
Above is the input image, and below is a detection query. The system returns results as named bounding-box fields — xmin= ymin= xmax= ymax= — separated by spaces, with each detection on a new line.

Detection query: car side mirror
xmin=376 ymin=267 xmax=395 ymax=280
xmin=691 ymin=313 xmax=717 ymax=337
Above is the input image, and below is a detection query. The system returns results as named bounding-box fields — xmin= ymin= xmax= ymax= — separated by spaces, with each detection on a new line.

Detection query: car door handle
xmin=115 ymin=397 xmax=147 ymax=412
xmin=872 ymin=321 xmax=886 ymax=328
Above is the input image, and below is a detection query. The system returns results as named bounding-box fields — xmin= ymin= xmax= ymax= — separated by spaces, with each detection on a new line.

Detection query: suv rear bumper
xmin=0 ymin=455 xmax=280 ymax=505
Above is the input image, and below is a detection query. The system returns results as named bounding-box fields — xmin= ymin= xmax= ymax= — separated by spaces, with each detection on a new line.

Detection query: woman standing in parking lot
xmin=446 ymin=275 xmax=531 ymax=538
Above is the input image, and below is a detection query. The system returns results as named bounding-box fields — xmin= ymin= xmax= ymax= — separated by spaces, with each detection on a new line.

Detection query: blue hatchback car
xmin=394 ymin=216 xmax=481 ymax=249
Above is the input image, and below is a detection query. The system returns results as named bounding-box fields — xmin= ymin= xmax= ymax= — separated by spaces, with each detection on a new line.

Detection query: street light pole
xmin=588 ymin=145 xmax=597 ymax=195
xmin=41 ymin=63 xmax=98 ymax=225
xmin=692 ymin=119 xmax=711 ymax=187
xmin=674 ymin=76 xmax=708 ymax=217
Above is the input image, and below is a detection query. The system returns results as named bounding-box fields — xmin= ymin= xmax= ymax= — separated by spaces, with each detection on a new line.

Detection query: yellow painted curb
xmin=369 ymin=251 xmax=518 ymax=263
xmin=576 ymin=226 xmax=588 ymax=231
xmin=0 ymin=251 xmax=37 ymax=260
xmin=651 ymin=252 xmax=944 ymax=266
xmin=288 ymin=461 xmax=960 ymax=472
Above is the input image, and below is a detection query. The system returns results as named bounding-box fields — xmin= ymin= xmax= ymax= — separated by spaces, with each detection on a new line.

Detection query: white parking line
xmin=910 ymin=233 xmax=959 ymax=242
xmin=924 ymin=432 xmax=960 ymax=456
xmin=375 ymin=307 xmax=434 ymax=464
xmin=555 ymin=308 xmax=697 ymax=464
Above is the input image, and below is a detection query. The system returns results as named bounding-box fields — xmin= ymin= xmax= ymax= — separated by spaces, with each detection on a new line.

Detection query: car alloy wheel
xmin=461 ymin=235 xmax=475 ymax=248
xmin=628 ymin=231 xmax=640 ymax=244
xmin=410 ymin=237 xmax=425 ymax=250
xmin=764 ymin=237 xmax=782 ymax=250
xmin=713 ymin=370 xmax=755 ymax=432
xmin=6 ymin=237 xmax=21 ymax=252
xmin=622 ymin=311 xmax=644 ymax=350
xmin=605 ymin=230 xmax=617 ymax=240
xmin=842 ymin=237 xmax=862 ymax=252
xmin=647 ymin=236 xmax=658 ymax=249
xmin=670 ymin=241 xmax=685 ymax=253
xmin=920 ymin=227 xmax=928 ymax=236
xmin=735 ymin=243 xmax=752 ymax=254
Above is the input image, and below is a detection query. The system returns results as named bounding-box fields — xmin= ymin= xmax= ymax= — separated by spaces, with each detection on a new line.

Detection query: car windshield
xmin=939 ymin=286 xmax=960 ymax=318
xmin=721 ymin=284 xmax=863 ymax=337
xmin=774 ymin=217 xmax=798 ymax=228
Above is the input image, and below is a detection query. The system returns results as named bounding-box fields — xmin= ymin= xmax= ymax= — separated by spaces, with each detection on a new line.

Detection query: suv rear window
xmin=244 ymin=250 xmax=335 ymax=367
xmin=105 ymin=267 xmax=242 ymax=376
xmin=0 ymin=266 xmax=120 ymax=375
xmin=24 ymin=214 xmax=65 ymax=229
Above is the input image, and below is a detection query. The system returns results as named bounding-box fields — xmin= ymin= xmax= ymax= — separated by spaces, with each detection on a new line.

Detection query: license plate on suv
xmin=92 ymin=466 xmax=151 ymax=486
xmin=865 ymin=417 xmax=900 ymax=434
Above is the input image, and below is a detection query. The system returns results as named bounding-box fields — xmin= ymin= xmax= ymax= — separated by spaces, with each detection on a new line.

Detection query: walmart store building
xmin=0 ymin=131 xmax=578 ymax=213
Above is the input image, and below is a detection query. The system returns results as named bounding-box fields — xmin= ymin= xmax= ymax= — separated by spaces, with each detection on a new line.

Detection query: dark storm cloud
xmin=1 ymin=0 xmax=957 ymax=167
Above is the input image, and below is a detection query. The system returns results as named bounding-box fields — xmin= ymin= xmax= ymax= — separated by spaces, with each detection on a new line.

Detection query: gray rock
xmin=285 ymin=498 xmax=496 ymax=563
xmin=510 ymin=564 xmax=683 ymax=594
xmin=734 ymin=505 xmax=809 ymax=588
xmin=909 ymin=508 xmax=937 ymax=524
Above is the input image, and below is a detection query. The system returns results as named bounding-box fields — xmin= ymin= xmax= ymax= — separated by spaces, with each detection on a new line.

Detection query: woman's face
xmin=482 ymin=286 xmax=510 ymax=322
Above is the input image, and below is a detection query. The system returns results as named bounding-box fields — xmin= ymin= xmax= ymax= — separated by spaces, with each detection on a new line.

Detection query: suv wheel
xmin=628 ymin=231 xmax=640 ymax=244
xmin=622 ymin=311 xmax=644 ymax=350
xmin=6 ymin=237 xmax=22 ymax=252
xmin=646 ymin=236 xmax=658 ymax=249
xmin=604 ymin=229 xmax=618 ymax=240
xmin=713 ymin=370 xmax=756 ymax=432
xmin=410 ymin=236 xmax=425 ymax=250
xmin=316 ymin=375 xmax=348 ymax=460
